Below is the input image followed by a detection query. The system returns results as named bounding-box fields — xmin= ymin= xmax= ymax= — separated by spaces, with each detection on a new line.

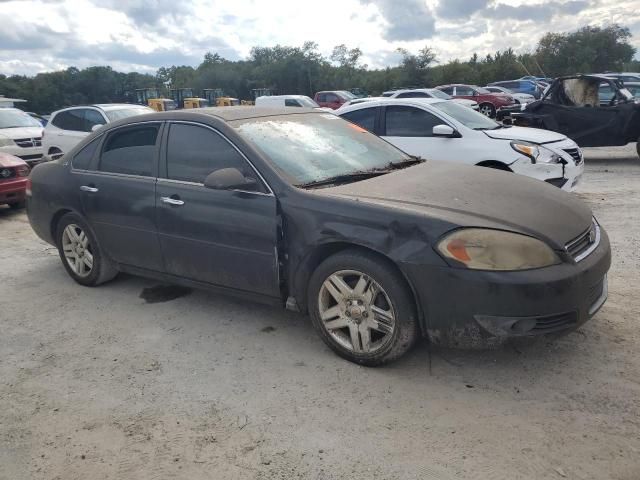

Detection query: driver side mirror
xmin=91 ymin=124 xmax=103 ymax=132
xmin=204 ymin=168 xmax=258 ymax=191
xmin=432 ymin=124 xmax=460 ymax=137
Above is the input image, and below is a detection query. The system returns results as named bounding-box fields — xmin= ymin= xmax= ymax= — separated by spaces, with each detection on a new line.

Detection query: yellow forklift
xmin=183 ymin=98 xmax=209 ymax=109
xmin=203 ymin=88 xmax=240 ymax=107
xmin=135 ymin=88 xmax=176 ymax=111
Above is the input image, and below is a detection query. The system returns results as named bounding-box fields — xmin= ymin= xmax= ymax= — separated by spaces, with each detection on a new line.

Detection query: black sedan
xmin=27 ymin=108 xmax=611 ymax=365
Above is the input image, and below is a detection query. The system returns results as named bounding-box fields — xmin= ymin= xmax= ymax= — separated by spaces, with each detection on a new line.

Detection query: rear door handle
xmin=161 ymin=196 xmax=184 ymax=206
xmin=80 ymin=185 xmax=98 ymax=193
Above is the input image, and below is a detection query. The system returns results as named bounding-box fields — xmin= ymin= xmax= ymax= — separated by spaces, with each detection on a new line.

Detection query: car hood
xmin=0 ymin=126 xmax=43 ymax=139
xmin=314 ymin=161 xmax=591 ymax=248
xmin=452 ymin=98 xmax=478 ymax=106
xmin=482 ymin=125 xmax=566 ymax=144
xmin=0 ymin=152 xmax=27 ymax=168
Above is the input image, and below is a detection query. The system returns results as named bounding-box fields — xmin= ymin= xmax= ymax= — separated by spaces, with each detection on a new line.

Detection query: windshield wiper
xmin=298 ymin=169 xmax=393 ymax=189
xmin=387 ymin=156 xmax=426 ymax=169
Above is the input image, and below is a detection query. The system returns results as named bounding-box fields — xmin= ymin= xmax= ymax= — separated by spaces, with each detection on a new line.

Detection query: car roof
xmin=134 ymin=107 xmax=322 ymax=123
xmin=337 ymin=97 xmax=446 ymax=113
xmin=257 ymin=95 xmax=309 ymax=100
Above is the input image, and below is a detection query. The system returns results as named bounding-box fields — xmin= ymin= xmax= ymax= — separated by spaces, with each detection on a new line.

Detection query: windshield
xmin=234 ymin=113 xmax=410 ymax=186
xmin=298 ymin=97 xmax=320 ymax=107
xmin=432 ymin=101 xmax=500 ymax=130
xmin=104 ymin=107 xmax=154 ymax=122
xmin=0 ymin=109 xmax=42 ymax=129
xmin=338 ymin=91 xmax=357 ymax=99
xmin=427 ymin=89 xmax=452 ymax=100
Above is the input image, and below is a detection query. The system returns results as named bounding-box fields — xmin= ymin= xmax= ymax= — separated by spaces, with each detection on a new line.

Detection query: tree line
xmin=0 ymin=24 xmax=637 ymax=115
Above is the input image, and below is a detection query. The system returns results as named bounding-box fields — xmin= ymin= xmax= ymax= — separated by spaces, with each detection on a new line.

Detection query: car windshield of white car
xmin=104 ymin=108 xmax=153 ymax=122
xmin=234 ymin=113 xmax=415 ymax=187
xmin=432 ymin=101 xmax=502 ymax=130
xmin=427 ymin=89 xmax=452 ymax=99
xmin=0 ymin=109 xmax=42 ymax=129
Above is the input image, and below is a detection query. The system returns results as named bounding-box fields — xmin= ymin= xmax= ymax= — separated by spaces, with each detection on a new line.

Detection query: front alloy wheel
xmin=309 ymin=250 xmax=419 ymax=366
xmin=318 ymin=270 xmax=396 ymax=354
xmin=479 ymin=103 xmax=496 ymax=118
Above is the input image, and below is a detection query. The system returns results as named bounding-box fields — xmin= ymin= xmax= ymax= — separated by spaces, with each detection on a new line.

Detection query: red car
xmin=436 ymin=84 xmax=515 ymax=118
xmin=313 ymin=90 xmax=354 ymax=109
xmin=0 ymin=153 xmax=30 ymax=208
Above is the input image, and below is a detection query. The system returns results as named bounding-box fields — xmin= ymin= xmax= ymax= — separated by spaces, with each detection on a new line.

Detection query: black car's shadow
xmin=105 ymin=272 xmax=605 ymax=389
xmin=0 ymin=205 xmax=25 ymax=219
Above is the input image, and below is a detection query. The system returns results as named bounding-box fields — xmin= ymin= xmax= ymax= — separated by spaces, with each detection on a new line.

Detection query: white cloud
xmin=0 ymin=0 xmax=637 ymax=76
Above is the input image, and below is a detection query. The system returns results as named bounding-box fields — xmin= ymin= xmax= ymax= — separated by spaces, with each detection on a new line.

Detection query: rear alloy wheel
xmin=56 ymin=213 xmax=117 ymax=286
xmin=309 ymin=250 xmax=419 ymax=366
xmin=479 ymin=103 xmax=496 ymax=118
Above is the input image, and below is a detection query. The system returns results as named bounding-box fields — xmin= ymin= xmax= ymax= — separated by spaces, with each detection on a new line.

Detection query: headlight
xmin=511 ymin=141 xmax=561 ymax=164
xmin=0 ymin=135 xmax=15 ymax=147
xmin=436 ymin=228 xmax=561 ymax=271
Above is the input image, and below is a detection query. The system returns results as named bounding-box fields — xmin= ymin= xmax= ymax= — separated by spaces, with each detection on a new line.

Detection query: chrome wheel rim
xmin=61 ymin=224 xmax=93 ymax=277
xmin=479 ymin=105 xmax=494 ymax=117
xmin=318 ymin=270 xmax=396 ymax=354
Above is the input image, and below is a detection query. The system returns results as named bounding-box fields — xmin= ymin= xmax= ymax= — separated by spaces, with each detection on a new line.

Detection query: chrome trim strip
xmin=565 ymin=219 xmax=600 ymax=263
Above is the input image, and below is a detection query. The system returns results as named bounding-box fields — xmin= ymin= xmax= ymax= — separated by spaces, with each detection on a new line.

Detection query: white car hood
xmin=0 ymin=126 xmax=43 ymax=140
xmin=453 ymin=98 xmax=478 ymax=107
xmin=483 ymin=125 xmax=566 ymax=144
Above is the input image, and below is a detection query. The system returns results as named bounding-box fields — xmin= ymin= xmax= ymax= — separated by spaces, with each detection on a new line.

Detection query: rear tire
xmin=308 ymin=249 xmax=419 ymax=366
xmin=55 ymin=212 xmax=118 ymax=286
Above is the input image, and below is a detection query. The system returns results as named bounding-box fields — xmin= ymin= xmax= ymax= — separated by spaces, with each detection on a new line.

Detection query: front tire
xmin=56 ymin=213 xmax=118 ymax=286
xmin=308 ymin=249 xmax=419 ymax=366
xmin=479 ymin=103 xmax=496 ymax=118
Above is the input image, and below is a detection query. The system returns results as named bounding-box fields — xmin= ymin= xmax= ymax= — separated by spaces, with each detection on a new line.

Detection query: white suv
xmin=337 ymin=98 xmax=584 ymax=191
xmin=43 ymin=104 xmax=153 ymax=159
xmin=0 ymin=108 xmax=44 ymax=166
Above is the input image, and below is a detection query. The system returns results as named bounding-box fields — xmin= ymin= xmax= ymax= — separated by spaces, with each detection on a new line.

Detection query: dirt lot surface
xmin=1 ymin=146 xmax=639 ymax=480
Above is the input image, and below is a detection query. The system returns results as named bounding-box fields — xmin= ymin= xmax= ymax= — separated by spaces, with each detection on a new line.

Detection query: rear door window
xmin=52 ymin=109 xmax=86 ymax=132
xmin=99 ymin=124 xmax=160 ymax=176
xmin=384 ymin=106 xmax=442 ymax=137
xmin=341 ymin=107 xmax=377 ymax=132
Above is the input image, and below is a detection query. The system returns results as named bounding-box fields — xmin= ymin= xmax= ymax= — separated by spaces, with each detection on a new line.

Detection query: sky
xmin=0 ymin=0 xmax=639 ymax=76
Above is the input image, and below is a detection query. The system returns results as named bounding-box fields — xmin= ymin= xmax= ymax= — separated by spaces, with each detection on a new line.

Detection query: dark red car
xmin=0 ymin=153 xmax=30 ymax=208
xmin=436 ymin=84 xmax=515 ymax=118
xmin=313 ymin=90 xmax=354 ymax=109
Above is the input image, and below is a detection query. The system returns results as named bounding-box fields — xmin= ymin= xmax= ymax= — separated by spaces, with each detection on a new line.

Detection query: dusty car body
xmin=27 ymin=108 xmax=611 ymax=365
xmin=511 ymin=75 xmax=640 ymax=156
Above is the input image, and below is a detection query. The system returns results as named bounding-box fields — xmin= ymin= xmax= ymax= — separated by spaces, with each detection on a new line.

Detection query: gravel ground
xmin=1 ymin=145 xmax=639 ymax=480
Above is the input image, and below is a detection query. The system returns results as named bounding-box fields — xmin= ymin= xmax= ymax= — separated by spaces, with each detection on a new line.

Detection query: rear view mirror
xmin=204 ymin=168 xmax=257 ymax=191
xmin=432 ymin=124 xmax=458 ymax=137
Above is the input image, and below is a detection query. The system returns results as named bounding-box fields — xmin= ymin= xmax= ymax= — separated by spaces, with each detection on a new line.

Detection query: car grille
xmin=563 ymin=147 xmax=583 ymax=165
xmin=565 ymin=220 xmax=599 ymax=262
xmin=0 ymin=167 xmax=16 ymax=181
xmin=14 ymin=137 xmax=42 ymax=148
xmin=530 ymin=312 xmax=578 ymax=334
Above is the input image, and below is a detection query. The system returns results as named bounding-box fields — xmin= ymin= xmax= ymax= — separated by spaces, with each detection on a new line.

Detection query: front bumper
xmin=510 ymin=156 xmax=584 ymax=192
xmin=0 ymin=145 xmax=44 ymax=167
xmin=403 ymin=226 xmax=611 ymax=345
xmin=0 ymin=178 xmax=28 ymax=205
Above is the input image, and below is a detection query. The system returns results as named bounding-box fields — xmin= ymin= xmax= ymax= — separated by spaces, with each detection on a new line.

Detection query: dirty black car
xmin=27 ymin=108 xmax=611 ymax=366
xmin=510 ymin=74 xmax=640 ymax=157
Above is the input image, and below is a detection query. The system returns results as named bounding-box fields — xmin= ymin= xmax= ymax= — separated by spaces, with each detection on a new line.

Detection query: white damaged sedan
xmin=337 ymin=98 xmax=584 ymax=191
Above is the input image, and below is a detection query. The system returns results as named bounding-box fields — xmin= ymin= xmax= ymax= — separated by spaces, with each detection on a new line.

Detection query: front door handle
xmin=161 ymin=196 xmax=184 ymax=206
xmin=80 ymin=185 xmax=98 ymax=193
